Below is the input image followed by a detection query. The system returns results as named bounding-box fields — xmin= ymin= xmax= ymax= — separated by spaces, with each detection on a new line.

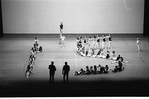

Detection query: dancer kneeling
xmin=97 ymin=49 xmax=106 ymax=58
xmin=77 ymin=47 xmax=86 ymax=56
xmin=33 ymin=37 xmax=43 ymax=53
xmin=111 ymin=54 xmax=129 ymax=64
xmin=74 ymin=68 xmax=86 ymax=75
xmin=25 ymin=64 xmax=34 ymax=78
xmin=111 ymin=60 xmax=124 ymax=72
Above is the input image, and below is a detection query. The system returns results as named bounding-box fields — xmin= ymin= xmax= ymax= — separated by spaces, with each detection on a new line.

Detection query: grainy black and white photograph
xmin=0 ymin=0 xmax=149 ymax=97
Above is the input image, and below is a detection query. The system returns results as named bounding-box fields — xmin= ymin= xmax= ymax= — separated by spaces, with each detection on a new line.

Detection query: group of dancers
xmin=58 ymin=22 xmax=141 ymax=53
xmin=76 ymin=35 xmax=142 ymax=58
xmin=75 ymin=33 xmax=130 ymax=75
xmin=24 ymin=22 xmax=140 ymax=78
xmin=25 ymin=37 xmax=43 ymax=78
xmin=74 ymin=53 xmax=126 ymax=76
xmin=76 ymin=34 xmax=112 ymax=57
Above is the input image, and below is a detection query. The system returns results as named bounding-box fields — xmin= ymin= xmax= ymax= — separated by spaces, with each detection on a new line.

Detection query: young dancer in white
xmin=102 ymin=35 xmax=106 ymax=49
xmin=136 ymin=38 xmax=141 ymax=52
xmin=108 ymin=34 xmax=112 ymax=49
xmin=59 ymin=22 xmax=63 ymax=44
xmin=61 ymin=34 xmax=65 ymax=47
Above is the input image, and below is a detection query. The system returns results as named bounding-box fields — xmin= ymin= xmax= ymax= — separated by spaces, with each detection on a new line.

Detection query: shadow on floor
xmin=1 ymin=79 xmax=149 ymax=97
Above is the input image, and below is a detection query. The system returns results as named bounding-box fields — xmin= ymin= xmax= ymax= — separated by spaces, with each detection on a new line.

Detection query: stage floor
xmin=0 ymin=34 xmax=149 ymax=96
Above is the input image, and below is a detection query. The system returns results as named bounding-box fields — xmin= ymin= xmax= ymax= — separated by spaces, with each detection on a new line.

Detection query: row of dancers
xmin=77 ymin=34 xmax=112 ymax=50
xmin=59 ymin=21 xmax=140 ymax=52
xmin=25 ymin=37 xmax=43 ymax=78
xmin=74 ymin=55 xmax=125 ymax=76
xmin=77 ymin=36 xmax=141 ymax=58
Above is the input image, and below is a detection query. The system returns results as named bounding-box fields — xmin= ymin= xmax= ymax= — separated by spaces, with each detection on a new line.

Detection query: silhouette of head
xmin=51 ymin=61 xmax=54 ymax=65
xmin=86 ymin=66 xmax=89 ymax=69
xmin=65 ymin=62 xmax=67 ymax=65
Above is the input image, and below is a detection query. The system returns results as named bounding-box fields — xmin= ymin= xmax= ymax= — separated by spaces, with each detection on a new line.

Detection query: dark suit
xmin=62 ymin=64 xmax=70 ymax=82
xmin=48 ymin=64 xmax=56 ymax=83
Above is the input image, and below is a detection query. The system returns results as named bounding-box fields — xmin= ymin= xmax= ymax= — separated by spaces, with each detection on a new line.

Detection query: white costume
xmin=61 ymin=35 xmax=65 ymax=47
xmin=136 ymin=38 xmax=141 ymax=52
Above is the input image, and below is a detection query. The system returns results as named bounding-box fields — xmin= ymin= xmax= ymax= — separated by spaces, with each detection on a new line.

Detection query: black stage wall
xmin=143 ymin=0 xmax=148 ymax=36
xmin=0 ymin=0 xmax=3 ymax=38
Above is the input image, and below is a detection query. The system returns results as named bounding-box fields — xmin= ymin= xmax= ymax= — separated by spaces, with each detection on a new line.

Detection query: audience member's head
xmin=86 ymin=66 xmax=89 ymax=69
xmin=51 ymin=61 xmax=54 ymax=65
xmin=65 ymin=62 xmax=67 ymax=65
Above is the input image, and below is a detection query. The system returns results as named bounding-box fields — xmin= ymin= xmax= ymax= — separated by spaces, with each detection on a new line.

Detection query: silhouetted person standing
xmin=48 ymin=61 xmax=56 ymax=83
xmin=62 ymin=62 xmax=70 ymax=83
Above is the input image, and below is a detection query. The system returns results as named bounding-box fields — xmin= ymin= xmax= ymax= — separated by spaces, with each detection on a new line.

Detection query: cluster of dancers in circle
xmin=25 ymin=37 xmax=43 ymax=78
xmin=75 ymin=34 xmax=129 ymax=75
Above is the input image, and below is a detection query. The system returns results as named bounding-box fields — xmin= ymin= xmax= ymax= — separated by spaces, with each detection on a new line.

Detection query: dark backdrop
xmin=0 ymin=0 xmax=3 ymax=38
xmin=143 ymin=0 xmax=148 ymax=36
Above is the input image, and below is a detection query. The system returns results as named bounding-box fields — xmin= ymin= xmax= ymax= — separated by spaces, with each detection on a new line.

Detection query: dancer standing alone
xmin=136 ymin=38 xmax=141 ymax=52
xmin=59 ymin=22 xmax=63 ymax=44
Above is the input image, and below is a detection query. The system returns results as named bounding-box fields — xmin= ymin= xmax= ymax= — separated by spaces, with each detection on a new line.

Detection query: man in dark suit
xmin=62 ymin=62 xmax=70 ymax=83
xmin=48 ymin=61 xmax=56 ymax=83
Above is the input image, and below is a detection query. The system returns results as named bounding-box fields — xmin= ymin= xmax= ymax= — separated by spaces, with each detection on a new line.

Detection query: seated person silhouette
xmin=85 ymin=66 xmax=90 ymax=74
xmin=39 ymin=46 xmax=43 ymax=52
xmin=106 ymin=51 xmax=110 ymax=59
xmin=100 ymin=66 xmax=105 ymax=73
xmin=112 ymin=61 xmax=124 ymax=72
xmin=104 ymin=65 xmax=109 ymax=73
xmin=25 ymin=64 xmax=33 ymax=78
xmin=110 ymin=51 xmax=117 ymax=60
xmin=93 ymin=65 xmax=97 ymax=74
xmin=97 ymin=64 xmax=101 ymax=74
xmin=25 ymin=65 xmax=31 ymax=78
xmin=111 ymin=55 xmax=121 ymax=64
xmin=74 ymin=68 xmax=85 ymax=75
xmin=90 ymin=66 xmax=94 ymax=74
